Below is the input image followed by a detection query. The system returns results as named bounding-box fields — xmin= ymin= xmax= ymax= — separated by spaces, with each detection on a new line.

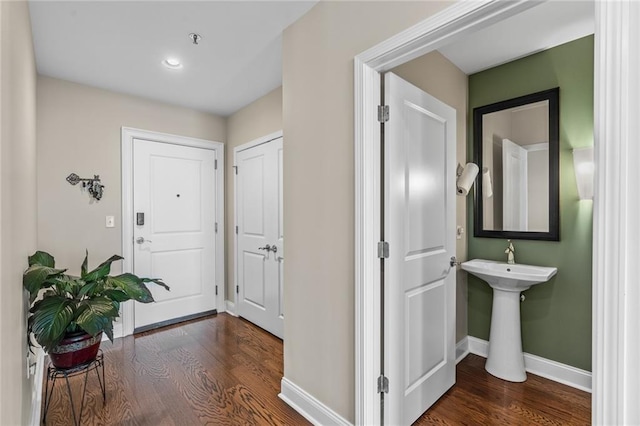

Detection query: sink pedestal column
xmin=485 ymin=288 xmax=527 ymax=382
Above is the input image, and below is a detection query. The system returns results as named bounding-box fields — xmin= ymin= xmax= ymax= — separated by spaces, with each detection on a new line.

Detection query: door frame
xmin=354 ymin=0 xmax=638 ymax=424
xmin=120 ymin=127 xmax=225 ymax=337
xmin=233 ymin=130 xmax=283 ymax=317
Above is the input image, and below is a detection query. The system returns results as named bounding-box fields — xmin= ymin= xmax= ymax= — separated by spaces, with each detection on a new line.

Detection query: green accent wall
xmin=467 ymin=36 xmax=594 ymax=371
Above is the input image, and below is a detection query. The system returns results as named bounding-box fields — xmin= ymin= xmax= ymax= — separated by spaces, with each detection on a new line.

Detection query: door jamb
xmin=120 ymin=127 xmax=225 ymax=337
xmin=354 ymin=0 xmax=629 ymax=424
xmin=232 ymin=130 xmax=283 ymax=318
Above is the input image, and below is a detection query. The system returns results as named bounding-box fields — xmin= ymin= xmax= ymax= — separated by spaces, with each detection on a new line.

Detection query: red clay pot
xmin=49 ymin=331 xmax=102 ymax=369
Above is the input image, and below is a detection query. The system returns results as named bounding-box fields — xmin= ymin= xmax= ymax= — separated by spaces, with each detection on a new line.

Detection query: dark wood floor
xmin=41 ymin=313 xmax=308 ymax=425
xmin=42 ymin=314 xmax=590 ymax=425
xmin=415 ymin=354 xmax=591 ymax=425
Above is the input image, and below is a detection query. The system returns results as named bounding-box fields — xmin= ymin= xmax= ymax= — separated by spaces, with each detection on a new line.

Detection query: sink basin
xmin=461 ymin=259 xmax=557 ymax=291
xmin=461 ymin=258 xmax=557 ymax=382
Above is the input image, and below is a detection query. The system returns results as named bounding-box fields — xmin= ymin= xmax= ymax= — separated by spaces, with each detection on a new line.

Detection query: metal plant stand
xmin=42 ymin=351 xmax=106 ymax=425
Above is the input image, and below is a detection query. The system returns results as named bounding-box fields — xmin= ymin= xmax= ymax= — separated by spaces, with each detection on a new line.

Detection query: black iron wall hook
xmin=66 ymin=173 xmax=105 ymax=201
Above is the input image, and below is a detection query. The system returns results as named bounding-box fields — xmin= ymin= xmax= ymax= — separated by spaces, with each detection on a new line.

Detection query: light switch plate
xmin=106 ymin=215 xmax=115 ymax=228
xmin=456 ymin=226 xmax=464 ymax=240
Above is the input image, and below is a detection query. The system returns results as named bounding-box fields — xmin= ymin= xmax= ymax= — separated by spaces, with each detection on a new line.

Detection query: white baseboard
xmin=279 ymin=377 xmax=352 ymax=426
xmin=224 ymin=300 xmax=238 ymax=317
xmin=455 ymin=337 xmax=470 ymax=364
xmin=29 ymin=348 xmax=45 ymax=426
xmin=466 ymin=336 xmax=592 ymax=393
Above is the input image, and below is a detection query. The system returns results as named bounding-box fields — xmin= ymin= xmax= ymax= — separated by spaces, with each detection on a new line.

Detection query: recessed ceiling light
xmin=163 ymin=58 xmax=182 ymax=69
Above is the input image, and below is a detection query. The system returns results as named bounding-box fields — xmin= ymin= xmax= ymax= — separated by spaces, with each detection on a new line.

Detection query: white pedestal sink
xmin=461 ymin=259 xmax=557 ymax=382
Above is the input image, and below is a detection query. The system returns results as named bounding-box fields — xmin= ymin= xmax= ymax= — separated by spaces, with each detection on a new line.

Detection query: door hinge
xmin=233 ymin=165 xmax=238 ymax=175
xmin=378 ymin=105 xmax=389 ymax=123
xmin=236 ymin=285 xmax=239 ymax=294
xmin=214 ymin=159 xmax=218 ymax=170
xmin=215 ymin=222 xmax=218 ymax=233
xmin=377 ymin=241 xmax=389 ymax=259
xmin=377 ymin=375 xmax=389 ymax=394
xmin=215 ymin=285 xmax=218 ymax=296
xmin=235 ymin=225 xmax=238 ymax=234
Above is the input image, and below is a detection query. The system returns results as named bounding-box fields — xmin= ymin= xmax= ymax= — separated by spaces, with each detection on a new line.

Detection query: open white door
xmin=235 ymin=136 xmax=284 ymax=338
xmin=384 ymin=73 xmax=456 ymax=425
xmin=502 ymin=138 xmax=528 ymax=231
xmin=133 ymin=138 xmax=218 ymax=331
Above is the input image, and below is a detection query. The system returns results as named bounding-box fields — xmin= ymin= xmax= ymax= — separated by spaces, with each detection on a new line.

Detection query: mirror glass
xmin=473 ymin=88 xmax=559 ymax=241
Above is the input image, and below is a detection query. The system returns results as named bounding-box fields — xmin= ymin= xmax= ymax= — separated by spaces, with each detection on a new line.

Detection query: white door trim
xmin=120 ymin=127 xmax=225 ymax=337
xmin=233 ymin=130 xmax=283 ymax=309
xmin=354 ymin=0 xmax=634 ymax=424
xmin=234 ymin=130 xmax=283 ymax=154
xmin=592 ymin=2 xmax=640 ymax=424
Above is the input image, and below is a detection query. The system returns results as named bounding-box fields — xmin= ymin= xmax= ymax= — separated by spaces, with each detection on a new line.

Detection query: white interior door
xmin=502 ymin=138 xmax=528 ymax=231
xmin=133 ymin=138 xmax=217 ymax=330
xmin=235 ymin=136 xmax=284 ymax=338
xmin=384 ymin=73 xmax=456 ymax=425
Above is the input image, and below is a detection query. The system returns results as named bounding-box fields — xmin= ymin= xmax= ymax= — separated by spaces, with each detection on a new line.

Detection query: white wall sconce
xmin=482 ymin=167 xmax=493 ymax=198
xmin=456 ymin=162 xmax=479 ymax=196
xmin=572 ymin=147 xmax=594 ymax=200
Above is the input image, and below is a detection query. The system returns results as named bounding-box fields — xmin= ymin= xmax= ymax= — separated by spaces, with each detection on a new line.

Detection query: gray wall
xmin=36 ymin=76 xmax=226 ymax=274
xmin=0 ymin=0 xmax=38 ymax=423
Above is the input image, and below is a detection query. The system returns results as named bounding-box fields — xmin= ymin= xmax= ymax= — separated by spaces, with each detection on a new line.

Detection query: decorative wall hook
xmin=66 ymin=173 xmax=105 ymax=201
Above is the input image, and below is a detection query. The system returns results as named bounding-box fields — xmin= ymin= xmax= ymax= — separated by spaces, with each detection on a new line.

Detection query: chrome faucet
xmin=505 ymin=240 xmax=515 ymax=264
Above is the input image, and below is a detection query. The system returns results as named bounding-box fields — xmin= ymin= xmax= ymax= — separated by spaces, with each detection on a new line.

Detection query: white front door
xmin=384 ymin=73 xmax=456 ymax=425
xmin=235 ymin=136 xmax=284 ymax=338
xmin=133 ymin=138 xmax=218 ymax=331
xmin=502 ymin=138 xmax=528 ymax=231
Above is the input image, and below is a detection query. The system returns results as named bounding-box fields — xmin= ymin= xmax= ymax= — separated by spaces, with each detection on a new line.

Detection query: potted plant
xmin=23 ymin=250 xmax=169 ymax=369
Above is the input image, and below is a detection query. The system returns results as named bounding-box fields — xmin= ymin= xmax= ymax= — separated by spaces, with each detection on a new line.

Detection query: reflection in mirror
xmin=474 ymin=88 xmax=559 ymax=241
xmin=482 ymin=100 xmax=549 ymax=231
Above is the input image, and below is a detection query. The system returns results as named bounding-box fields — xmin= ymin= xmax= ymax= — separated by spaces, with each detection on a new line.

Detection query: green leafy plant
xmin=23 ymin=250 xmax=169 ymax=353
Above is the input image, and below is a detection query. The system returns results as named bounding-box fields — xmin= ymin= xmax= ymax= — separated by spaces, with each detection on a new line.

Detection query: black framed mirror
xmin=473 ymin=87 xmax=559 ymax=241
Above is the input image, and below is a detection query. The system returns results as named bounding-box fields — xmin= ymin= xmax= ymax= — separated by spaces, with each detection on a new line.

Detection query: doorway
xmin=120 ymin=127 xmax=225 ymax=337
xmin=234 ymin=131 xmax=284 ymax=338
xmin=353 ymin=1 xmax=624 ymax=424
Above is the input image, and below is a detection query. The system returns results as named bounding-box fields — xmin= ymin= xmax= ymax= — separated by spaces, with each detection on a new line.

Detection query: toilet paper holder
xmin=456 ymin=163 xmax=479 ymax=196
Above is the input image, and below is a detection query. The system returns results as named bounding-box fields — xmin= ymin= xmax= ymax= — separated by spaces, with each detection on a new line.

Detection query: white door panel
xmin=236 ymin=136 xmax=284 ymax=338
xmin=133 ymin=139 xmax=217 ymax=329
xmin=503 ymin=138 xmax=528 ymax=231
xmin=385 ymin=73 xmax=456 ymax=425
xmin=277 ymin=145 xmax=284 ymax=320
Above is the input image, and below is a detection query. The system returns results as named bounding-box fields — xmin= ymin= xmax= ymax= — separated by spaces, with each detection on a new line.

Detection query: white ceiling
xmin=438 ymin=1 xmax=595 ymax=75
xmin=29 ymin=1 xmax=594 ymax=116
xmin=29 ymin=1 xmax=317 ymax=117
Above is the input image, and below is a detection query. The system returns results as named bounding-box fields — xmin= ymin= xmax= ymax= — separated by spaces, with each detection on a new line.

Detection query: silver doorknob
xmin=136 ymin=237 xmax=152 ymax=244
xmin=270 ymin=245 xmax=278 ymax=254
xmin=258 ymin=244 xmax=272 ymax=251
xmin=450 ymin=256 xmax=460 ymax=267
